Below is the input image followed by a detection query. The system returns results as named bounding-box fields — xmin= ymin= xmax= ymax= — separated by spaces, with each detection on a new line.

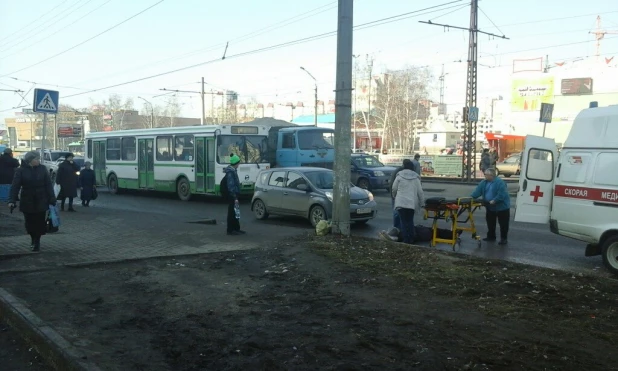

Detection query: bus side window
xmin=282 ymin=133 xmax=295 ymax=149
xmin=174 ymin=135 xmax=194 ymax=161
xmin=156 ymin=136 xmax=174 ymax=161
xmin=121 ymin=137 xmax=136 ymax=161
xmin=87 ymin=140 xmax=92 ymax=158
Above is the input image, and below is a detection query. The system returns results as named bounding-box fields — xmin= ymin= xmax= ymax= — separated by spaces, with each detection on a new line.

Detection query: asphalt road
xmin=85 ymin=181 xmax=608 ymax=276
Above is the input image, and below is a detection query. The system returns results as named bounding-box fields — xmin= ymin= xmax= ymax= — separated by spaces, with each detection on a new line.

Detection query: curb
xmin=0 ymin=288 xmax=101 ymax=371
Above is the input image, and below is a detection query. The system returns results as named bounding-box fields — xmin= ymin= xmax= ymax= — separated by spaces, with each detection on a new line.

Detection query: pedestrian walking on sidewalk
xmin=388 ymin=158 xmax=412 ymax=230
xmin=471 ymin=168 xmax=511 ymax=245
xmin=223 ymin=153 xmax=245 ymax=236
xmin=411 ymin=153 xmax=422 ymax=177
xmin=56 ymin=153 xmax=80 ymax=212
xmin=8 ymin=151 xmax=56 ymax=252
xmin=0 ymin=148 xmax=19 ymax=185
xmin=78 ymin=161 xmax=96 ymax=207
xmin=391 ymin=160 xmax=425 ymax=244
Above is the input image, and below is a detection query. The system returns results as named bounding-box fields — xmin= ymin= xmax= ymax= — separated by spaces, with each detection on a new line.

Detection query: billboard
xmin=561 ymin=78 xmax=593 ymax=95
xmin=58 ymin=125 xmax=82 ymax=138
xmin=511 ymin=77 xmax=554 ymax=112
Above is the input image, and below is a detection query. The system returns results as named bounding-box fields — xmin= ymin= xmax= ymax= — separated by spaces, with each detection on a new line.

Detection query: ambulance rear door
xmin=514 ymin=135 xmax=557 ymax=224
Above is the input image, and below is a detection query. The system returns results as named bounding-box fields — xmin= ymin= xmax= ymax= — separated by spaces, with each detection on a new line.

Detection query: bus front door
xmin=194 ymin=137 xmax=216 ymax=193
xmin=93 ymin=141 xmax=106 ymax=186
xmin=138 ymin=138 xmax=154 ymax=189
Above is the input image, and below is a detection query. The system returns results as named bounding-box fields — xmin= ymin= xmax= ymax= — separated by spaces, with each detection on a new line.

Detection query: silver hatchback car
xmin=251 ymin=167 xmax=378 ymax=227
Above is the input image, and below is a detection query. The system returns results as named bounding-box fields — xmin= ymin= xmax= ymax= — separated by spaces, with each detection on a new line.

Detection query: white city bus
xmin=85 ymin=124 xmax=269 ymax=200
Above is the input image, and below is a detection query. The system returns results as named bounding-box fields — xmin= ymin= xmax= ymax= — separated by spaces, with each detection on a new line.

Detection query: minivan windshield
xmin=304 ymin=171 xmax=334 ymax=190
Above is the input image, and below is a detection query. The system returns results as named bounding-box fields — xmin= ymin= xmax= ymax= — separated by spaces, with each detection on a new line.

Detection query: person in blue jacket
xmin=471 ymin=168 xmax=511 ymax=245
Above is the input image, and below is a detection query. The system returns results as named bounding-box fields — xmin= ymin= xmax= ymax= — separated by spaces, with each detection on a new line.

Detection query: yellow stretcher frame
xmin=423 ymin=197 xmax=483 ymax=251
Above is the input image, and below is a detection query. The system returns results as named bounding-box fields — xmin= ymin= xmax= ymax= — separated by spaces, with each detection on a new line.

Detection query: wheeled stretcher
xmin=422 ymin=196 xmax=483 ymax=250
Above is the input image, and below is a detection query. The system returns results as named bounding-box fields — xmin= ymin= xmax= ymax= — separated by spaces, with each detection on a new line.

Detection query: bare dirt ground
xmin=0 ymin=320 xmax=51 ymax=371
xmin=1 ymin=234 xmax=617 ymax=371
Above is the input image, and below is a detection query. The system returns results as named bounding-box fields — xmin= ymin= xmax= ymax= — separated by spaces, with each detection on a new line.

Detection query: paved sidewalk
xmin=0 ymin=206 xmax=300 ymax=272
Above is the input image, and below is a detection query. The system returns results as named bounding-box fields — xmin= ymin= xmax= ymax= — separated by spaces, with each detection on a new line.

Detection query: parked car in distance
xmin=496 ymin=153 xmax=521 ymax=177
xmin=350 ymin=153 xmax=397 ymax=191
xmin=251 ymin=167 xmax=378 ymax=227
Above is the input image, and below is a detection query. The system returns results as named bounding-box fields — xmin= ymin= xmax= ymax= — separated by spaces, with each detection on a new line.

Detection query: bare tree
xmin=373 ymin=66 xmax=432 ymax=153
xmin=87 ymin=95 xmax=135 ymax=131
xmin=162 ymin=96 xmax=182 ymax=127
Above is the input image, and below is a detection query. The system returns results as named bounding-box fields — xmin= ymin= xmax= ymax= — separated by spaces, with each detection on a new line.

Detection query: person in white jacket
xmin=391 ymin=161 xmax=425 ymax=244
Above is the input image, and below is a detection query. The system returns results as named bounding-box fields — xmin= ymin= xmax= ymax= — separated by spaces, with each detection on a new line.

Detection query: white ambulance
xmin=515 ymin=103 xmax=618 ymax=275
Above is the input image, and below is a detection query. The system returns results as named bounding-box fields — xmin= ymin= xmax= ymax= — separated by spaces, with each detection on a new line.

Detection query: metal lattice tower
xmin=420 ymin=0 xmax=508 ymax=182
xmin=464 ymin=0 xmax=479 ymax=182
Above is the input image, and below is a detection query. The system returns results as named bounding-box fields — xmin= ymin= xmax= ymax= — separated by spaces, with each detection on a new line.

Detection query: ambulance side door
xmin=514 ymin=135 xmax=557 ymax=224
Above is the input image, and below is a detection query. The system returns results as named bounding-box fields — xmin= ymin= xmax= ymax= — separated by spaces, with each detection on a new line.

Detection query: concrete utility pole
xmin=201 ymin=77 xmax=206 ymax=125
xmin=300 ymin=66 xmax=319 ymax=127
xmin=331 ymin=0 xmax=353 ymax=236
xmin=420 ymin=0 xmax=508 ymax=182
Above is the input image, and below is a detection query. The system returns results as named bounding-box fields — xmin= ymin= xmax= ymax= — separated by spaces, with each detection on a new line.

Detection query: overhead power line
xmin=1 ymin=0 xmax=165 ymax=77
xmin=1 ymin=0 xmax=113 ymax=59
xmin=71 ymin=1 xmax=337 ymax=86
xmin=0 ymin=0 xmax=89 ymax=51
xmin=58 ymin=1 xmax=466 ymax=98
xmin=0 ymin=0 xmax=70 ymax=44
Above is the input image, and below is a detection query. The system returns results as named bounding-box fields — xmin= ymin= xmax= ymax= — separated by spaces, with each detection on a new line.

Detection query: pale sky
xmin=1 ymin=0 xmax=617 ymax=122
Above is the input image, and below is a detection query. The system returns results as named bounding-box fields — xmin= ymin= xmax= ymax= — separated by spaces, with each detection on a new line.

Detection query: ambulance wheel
xmin=601 ymin=235 xmax=618 ymax=275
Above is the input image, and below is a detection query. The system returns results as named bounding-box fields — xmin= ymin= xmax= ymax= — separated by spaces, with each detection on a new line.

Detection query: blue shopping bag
xmin=0 ymin=184 xmax=10 ymax=203
xmin=48 ymin=204 xmax=61 ymax=228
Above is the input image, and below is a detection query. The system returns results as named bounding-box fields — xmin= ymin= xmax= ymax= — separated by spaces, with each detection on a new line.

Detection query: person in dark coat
xmin=224 ymin=154 xmax=245 ymax=236
xmin=8 ymin=151 xmax=56 ymax=252
xmin=0 ymin=148 xmax=19 ymax=185
xmin=78 ymin=161 xmax=96 ymax=207
xmin=56 ymin=153 xmax=80 ymax=212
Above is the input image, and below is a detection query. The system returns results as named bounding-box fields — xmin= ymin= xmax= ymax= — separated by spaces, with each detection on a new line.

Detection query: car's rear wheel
xmin=252 ymin=199 xmax=269 ymax=220
xmin=309 ymin=205 xmax=327 ymax=227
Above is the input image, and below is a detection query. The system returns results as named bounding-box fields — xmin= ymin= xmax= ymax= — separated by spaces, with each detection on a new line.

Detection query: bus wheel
xmin=177 ymin=177 xmax=191 ymax=201
xmin=108 ymin=174 xmax=119 ymax=194
xmin=601 ymin=234 xmax=618 ymax=275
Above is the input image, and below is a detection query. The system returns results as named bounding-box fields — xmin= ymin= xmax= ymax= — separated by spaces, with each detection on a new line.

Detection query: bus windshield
xmin=217 ymin=135 xmax=268 ymax=164
xmin=298 ymin=130 xmax=334 ymax=150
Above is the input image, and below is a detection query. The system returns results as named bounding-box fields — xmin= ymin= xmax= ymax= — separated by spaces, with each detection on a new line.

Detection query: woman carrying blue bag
xmin=7 ymin=151 xmax=57 ymax=252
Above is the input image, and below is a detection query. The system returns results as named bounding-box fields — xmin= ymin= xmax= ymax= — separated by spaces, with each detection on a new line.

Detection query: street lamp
xmin=300 ymin=66 xmax=318 ymax=127
xmin=138 ymin=96 xmax=154 ymax=128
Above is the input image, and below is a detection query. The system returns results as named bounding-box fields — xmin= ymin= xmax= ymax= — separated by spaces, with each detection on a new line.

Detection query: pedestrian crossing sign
xmin=33 ymin=88 xmax=59 ymax=114
xmin=539 ymin=103 xmax=554 ymax=124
